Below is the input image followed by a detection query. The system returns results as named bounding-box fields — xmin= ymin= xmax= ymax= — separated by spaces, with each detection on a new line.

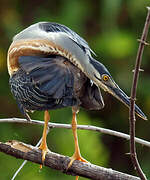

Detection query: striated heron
xmin=7 ymin=22 xmax=147 ymax=172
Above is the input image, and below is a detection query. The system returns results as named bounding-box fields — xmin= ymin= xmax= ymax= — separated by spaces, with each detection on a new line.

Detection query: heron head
xmin=91 ymin=59 xmax=147 ymax=120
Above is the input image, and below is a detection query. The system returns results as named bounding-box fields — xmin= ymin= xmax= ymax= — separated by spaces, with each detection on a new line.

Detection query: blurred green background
xmin=0 ymin=0 xmax=150 ymax=179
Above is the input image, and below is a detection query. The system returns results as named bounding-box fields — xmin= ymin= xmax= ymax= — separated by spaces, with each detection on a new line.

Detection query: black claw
xmin=24 ymin=112 xmax=31 ymax=121
xmin=17 ymin=102 xmax=31 ymax=121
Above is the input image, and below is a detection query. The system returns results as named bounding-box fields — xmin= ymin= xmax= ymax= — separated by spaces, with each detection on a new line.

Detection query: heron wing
xmin=80 ymin=80 xmax=105 ymax=110
xmin=18 ymin=55 xmax=75 ymax=99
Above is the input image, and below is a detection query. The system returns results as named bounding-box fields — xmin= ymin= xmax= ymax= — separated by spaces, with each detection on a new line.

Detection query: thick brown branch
xmin=129 ymin=7 xmax=150 ymax=180
xmin=0 ymin=141 xmax=140 ymax=180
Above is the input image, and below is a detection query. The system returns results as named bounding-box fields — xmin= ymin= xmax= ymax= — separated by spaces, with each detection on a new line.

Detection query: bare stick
xmin=11 ymin=160 xmax=27 ymax=180
xmin=0 ymin=141 xmax=140 ymax=180
xmin=0 ymin=118 xmax=150 ymax=148
xmin=129 ymin=7 xmax=150 ymax=180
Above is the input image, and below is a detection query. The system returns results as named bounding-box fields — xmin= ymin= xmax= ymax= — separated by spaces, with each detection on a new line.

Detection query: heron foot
xmin=68 ymin=153 xmax=88 ymax=180
xmin=39 ymin=141 xmax=49 ymax=169
xmin=68 ymin=152 xmax=88 ymax=169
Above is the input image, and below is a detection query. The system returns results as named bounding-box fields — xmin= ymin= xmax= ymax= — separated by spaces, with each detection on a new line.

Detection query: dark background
xmin=0 ymin=0 xmax=150 ymax=179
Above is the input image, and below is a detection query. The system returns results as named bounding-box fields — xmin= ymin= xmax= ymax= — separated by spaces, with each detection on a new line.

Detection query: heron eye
xmin=102 ymin=74 xmax=109 ymax=81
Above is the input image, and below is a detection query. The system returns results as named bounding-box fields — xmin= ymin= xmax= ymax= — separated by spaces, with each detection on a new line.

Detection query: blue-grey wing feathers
xmin=19 ymin=55 xmax=74 ymax=99
xmin=16 ymin=55 xmax=104 ymax=111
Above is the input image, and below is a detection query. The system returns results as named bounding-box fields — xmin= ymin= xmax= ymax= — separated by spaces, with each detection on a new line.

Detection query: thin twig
xmin=0 ymin=141 xmax=141 ymax=180
xmin=11 ymin=160 xmax=27 ymax=180
xmin=0 ymin=118 xmax=150 ymax=148
xmin=129 ymin=7 xmax=150 ymax=180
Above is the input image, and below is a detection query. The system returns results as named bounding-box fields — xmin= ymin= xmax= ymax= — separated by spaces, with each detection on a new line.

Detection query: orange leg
xmin=39 ymin=110 xmax=50 ymax=168
xmin=68 ymin=107 xmax=88 ymax=169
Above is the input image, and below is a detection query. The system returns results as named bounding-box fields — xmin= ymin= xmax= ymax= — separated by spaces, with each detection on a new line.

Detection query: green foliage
xmin=95 ymin=31 xmax=136 ymax=59
xmin=0 ymin=0 xmax=150 ymax=179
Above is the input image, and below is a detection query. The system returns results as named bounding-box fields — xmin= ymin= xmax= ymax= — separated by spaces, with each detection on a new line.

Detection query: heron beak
xmin=105 ymin=83 xmax=147 ymax=120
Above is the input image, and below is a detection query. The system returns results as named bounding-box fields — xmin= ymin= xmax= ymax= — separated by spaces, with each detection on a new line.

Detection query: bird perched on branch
xmin=7 ymin=22 xmax=147 ymax=172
